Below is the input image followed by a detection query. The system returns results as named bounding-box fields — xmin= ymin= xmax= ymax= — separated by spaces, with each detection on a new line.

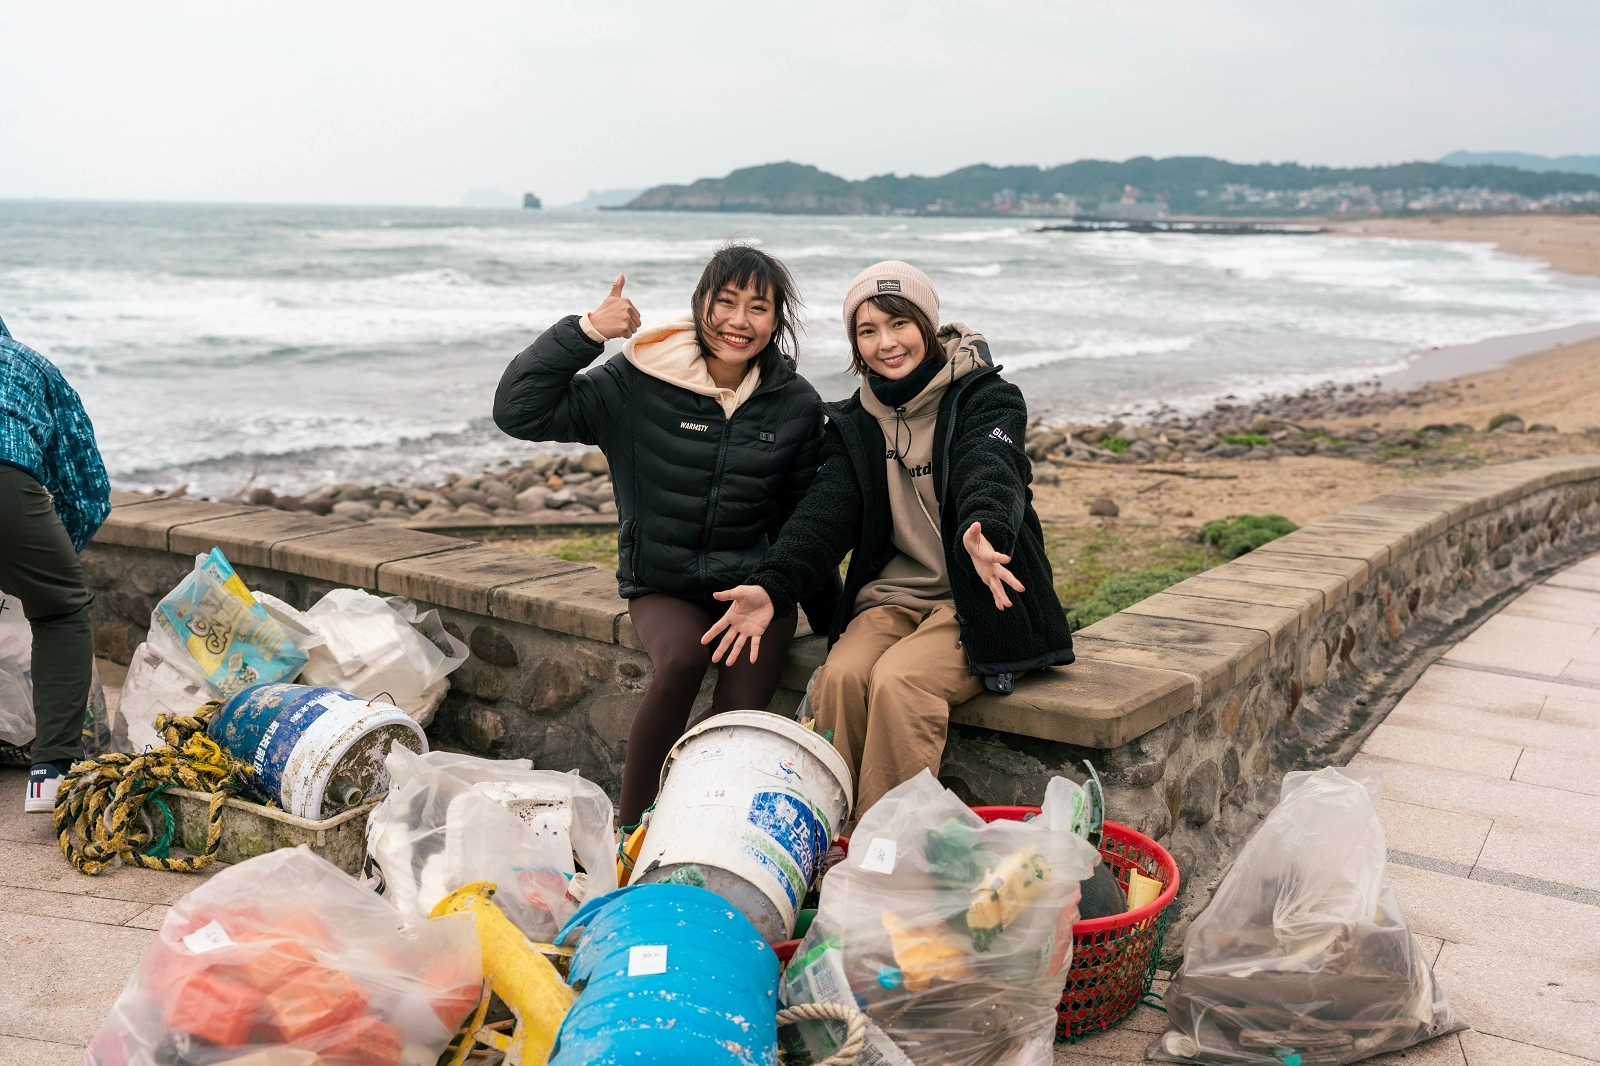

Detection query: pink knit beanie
xmin=842 ymin=261 xmax=940 ymax=334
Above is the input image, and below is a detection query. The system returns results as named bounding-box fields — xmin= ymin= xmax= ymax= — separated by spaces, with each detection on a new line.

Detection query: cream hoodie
xmin=853 ymin=324 xmax=989 ymax=613
xmin=616 ymin=316 xmax=762 ymax=418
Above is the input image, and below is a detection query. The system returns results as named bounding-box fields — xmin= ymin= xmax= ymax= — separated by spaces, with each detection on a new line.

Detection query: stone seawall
xmin=83 ymin=455 xmax=1600 ymax=936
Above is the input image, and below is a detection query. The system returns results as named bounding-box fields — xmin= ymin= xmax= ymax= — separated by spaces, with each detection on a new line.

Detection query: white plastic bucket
xmin=210 ymin=683 xmax=427 ymax=819
xmin=630 ymin=710 xmax=852 ymax=942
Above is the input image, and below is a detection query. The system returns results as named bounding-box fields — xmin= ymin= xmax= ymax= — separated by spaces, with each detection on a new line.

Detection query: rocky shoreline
xmin=206 ymin=377 xmax=1565 ymax=526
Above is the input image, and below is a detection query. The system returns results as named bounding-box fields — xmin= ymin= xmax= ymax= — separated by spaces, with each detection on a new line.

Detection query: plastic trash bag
xmin=365 ymin=747 xmax=617 ymax=942
xmin=153 ymin=549 xmax=309 ymax=697
xmin=86 ymin=845 xmax=483 ymax=1066
xmin=298 ymin=590 xmax=467 ymax=725
xmin=120 ymin=623 xmax=222 ymax=751
xmin=782 ymin=770 xmax=1100 ymax=1066
xmin=252 ymin=592 xmax=326 ymax=657
xmin=1151 ymin=767 xmax=1464 ymax=1065
xmin=0 ymin=592 xmax=33 ymax=747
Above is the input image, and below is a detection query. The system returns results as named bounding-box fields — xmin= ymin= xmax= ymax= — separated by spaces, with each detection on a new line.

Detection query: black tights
xmin=619 ymin=594 xmax=797 ymax=826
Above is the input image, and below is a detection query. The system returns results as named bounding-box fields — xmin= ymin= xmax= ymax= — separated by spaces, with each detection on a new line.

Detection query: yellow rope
xmin=52 ymin=701 xmax=272 ymax=875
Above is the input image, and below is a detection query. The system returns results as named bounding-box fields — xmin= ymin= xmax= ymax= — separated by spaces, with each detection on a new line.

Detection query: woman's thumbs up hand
xmin=589 ymin=274 xmax=642 ymax=340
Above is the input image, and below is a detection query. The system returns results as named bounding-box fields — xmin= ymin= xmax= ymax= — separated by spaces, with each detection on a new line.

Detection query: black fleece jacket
xmin=492 ymin=315 xmax=841 ymax=628
xmin=746 ymin=341 xmax=1073 ymax=683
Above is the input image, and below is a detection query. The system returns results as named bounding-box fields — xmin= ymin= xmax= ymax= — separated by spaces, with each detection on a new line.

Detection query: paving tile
xmin=1514 ymin=747 xmax=1600 ymax=797
xmin=1250 ymin=529 xmax=1396 ymax=571
xmin=1394 ymin=664 xmax=1550 ymax=721
xmin=1548 ymin=569 xmax=1600 ymax=594
xmin=91 ymin=499 xmax=260 ymax=551
xmin=1460 ymin=1029 xmax=1599 ymax=1065
xmin=123 ymin=904 xmax=169 ymax=931
xmin=1072 ymin=615 xmax=1269 ymax=704
xmin=1475 ymin=820 xmax=1600 ymax=897
xmin=1362 ymin=721 xmax=1523 ymax=779
xmin=491 ymin=568 xmax=628 ymax=643
xmin=1365 ymin=1033 xmax=1468 ymax=1065
xmin=1123 ymin=591 xmax=1303 ymax=655
xmin=0 ymin=886 xmax=151 ymax=926
xmin=270 ymin=525 xmax=467 ymax=587
xmin=1434 ymin=940 xmax=1600 ymax=1061
xmin=1221 ymin=552 xmax=1368 ymax=608
xmin=1562 ymin=658 xmax=1600 ymax=684
xmin=1415 ymin=933 xmax=1447 ymax=967
xmin=1500 ymin=585 xmax=1600 ymax=628
xmin=1379 ymin=799 xmax=1491 ymax=868
xmin=1052 ymin=1025 xmax=1151 ymax=1062
xmin=1465 ymin=615 xmax=1599 ymax=649
xmin=0 ymin=1035 xmax=88 ymax=1066
xmin=0 ymin=839 xmax=218 ymax=906
xmin=1349 ymin=754 xmax=1600 ymax=836
xmin=1384 ymin=699 xmax=1600 ymax=757
xmin=164 ymin=508 xmax=360 ymax=566
xmin=0 ymin=911 xmax=152 ymax=1044
xmin=1178 ymin=568 xmax=1335 ymax=620
xmin=1445 ymin=638 xmax=1574 ymax=681
xmin=1543 ymin=691 xmax=1600 ymax=727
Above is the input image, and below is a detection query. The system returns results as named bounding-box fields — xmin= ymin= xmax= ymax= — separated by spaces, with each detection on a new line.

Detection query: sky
xmin=3 ymin=1 xmax=1598 ymax=207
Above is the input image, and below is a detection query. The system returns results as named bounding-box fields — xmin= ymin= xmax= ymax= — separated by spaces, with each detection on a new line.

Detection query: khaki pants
xmin=812 ymin=604 xmax=983 ymax=823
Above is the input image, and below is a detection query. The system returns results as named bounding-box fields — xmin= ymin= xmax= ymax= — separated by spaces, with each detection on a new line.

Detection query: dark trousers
xmin=0 ymin=465 xmax=94 ymax=764
xmin=619 ymin=593 xmax=798 ymax=826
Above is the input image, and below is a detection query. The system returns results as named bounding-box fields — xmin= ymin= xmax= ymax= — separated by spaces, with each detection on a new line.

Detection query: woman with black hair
xmin=703 ymin=260 xmax=1073 ymax=822
xmin=493 ymin=244 xmax=836 ymax=827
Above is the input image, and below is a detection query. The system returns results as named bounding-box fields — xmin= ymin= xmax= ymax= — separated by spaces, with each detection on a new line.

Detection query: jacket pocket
xmin=618 ymin=518 xmax=641 ymax=580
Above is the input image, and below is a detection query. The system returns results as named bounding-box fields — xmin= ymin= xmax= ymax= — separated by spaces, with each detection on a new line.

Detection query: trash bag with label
xmin=86 ymin=845 xmax=483 ymax=1066
xmin=1150 ymin=767 xmax=1464 ymax=1065
xmin=782 ymin=770 xmax=1100 ymax=1066
xmin=298 ymin=589 xmax=467 ymax=725
xmin=152 ymin=549 xmax=309 ymax=697
xmin=365 ymin=747 xmax=616 ymax=942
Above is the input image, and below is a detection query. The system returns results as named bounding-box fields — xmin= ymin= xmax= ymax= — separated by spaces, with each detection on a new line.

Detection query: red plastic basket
xmin=772 ymin=806 xmax=1179 ymax=1042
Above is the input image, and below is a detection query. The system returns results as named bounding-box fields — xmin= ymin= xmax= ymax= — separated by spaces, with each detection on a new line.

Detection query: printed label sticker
xmin=858 ymin=837 xmax=897 ymax=874
xmin=628 ymin=944 xmax=668 ymax=976
xmin=182 ymin=920 xmax=235 ymax=954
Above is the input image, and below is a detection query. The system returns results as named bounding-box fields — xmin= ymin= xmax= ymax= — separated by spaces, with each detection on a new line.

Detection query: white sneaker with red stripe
xmin=24 ymin=763 xmax=63 ymax=814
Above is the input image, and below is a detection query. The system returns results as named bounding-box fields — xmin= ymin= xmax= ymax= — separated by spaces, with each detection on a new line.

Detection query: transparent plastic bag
xmin=782 ymin=770 xmax=1100 ymax=1066
xmin=365 ymin=748 xmax=617 ymax=942
xmin=298 ymin=590 xmax=467 ymax=723
xmin=0 ymin=591 xmax=33 ymax=746
xmin=152 ymin=550 xmax=308 ymax=697
xmin=120 ymin=624 xmax=222 ymax=751
xmin=1152 ymin=767 xmax=1464 ymax=1065
xmin=86 ymin=846 xmax=483 ymax=1066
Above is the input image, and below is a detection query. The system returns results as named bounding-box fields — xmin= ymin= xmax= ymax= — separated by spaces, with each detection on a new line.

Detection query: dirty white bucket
xmin=209 ymin=683 xmax=426 ymax=819
xmin=630 ymin=710 xmax=852 ymax=942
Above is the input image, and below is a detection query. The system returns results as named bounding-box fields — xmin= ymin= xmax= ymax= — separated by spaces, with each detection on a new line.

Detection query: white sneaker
xmin=24 ymin=764 xmax=63 ymax=814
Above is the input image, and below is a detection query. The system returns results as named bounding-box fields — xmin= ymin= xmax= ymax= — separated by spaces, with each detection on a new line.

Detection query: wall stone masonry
xmin=84 ymin=454 xmax=1600 ymax=946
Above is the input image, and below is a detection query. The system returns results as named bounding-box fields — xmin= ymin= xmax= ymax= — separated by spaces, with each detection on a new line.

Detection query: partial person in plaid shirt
xmin=0 ymin=312 xmax=111 ymax=812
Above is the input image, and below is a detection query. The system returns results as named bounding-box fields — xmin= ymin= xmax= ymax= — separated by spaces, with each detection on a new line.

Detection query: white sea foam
xmin=3 ymin=203 xmax=1598 ymax=496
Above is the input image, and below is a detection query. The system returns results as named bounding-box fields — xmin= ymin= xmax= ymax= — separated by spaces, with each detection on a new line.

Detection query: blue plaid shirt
xmin=0 ymin=314 xmax=111 ymax=550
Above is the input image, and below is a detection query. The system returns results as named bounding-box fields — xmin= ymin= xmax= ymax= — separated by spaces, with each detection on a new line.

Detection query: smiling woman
xmin=492 ymin=243 xmax=840 ymax=827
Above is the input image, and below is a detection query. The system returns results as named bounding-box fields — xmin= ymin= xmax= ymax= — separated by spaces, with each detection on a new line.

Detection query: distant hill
xmin=622 ymin=157 xmax=1600 ymax=217
xmin=1441 ymin=151 xmax=1600 ymax=177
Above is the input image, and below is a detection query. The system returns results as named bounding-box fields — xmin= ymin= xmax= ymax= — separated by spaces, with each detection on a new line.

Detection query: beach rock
xmin=529 ymin=453 xmax=559 ymax=476
xmin=561 ymin=504 xmax=598 ymax=516
xmin=246 ymin=488 xmax=275 ymax=506
xmin=563 ymin=471 xmax=595 ymax=486
xmin=455 ymin=503 xmax=493 ymax=519
xmin=571 ymin=489 xmax=607 ymax=510
xmin=1088 ymin=497 xmax=1120 ymax=517
xmin=516 ymin=486 xmax=549 ymax=512
xmin=449 ymin=486 xmax=489 ymax=508
xmin=579 ymin=451 xmax=610 ymax=476
xmin=482 ymin=480 xmax=516 ymax=508
xmin=273 ymin=495 xmax=303 ymax=512
xmin=1242 ymin=447 xmax=1274 ymax=461
xmin=415 ymin=505 xmax=456 ymax=522
xmin=1215 ymin=443 xmax=1249 ymax=459
xmin=335 ymin=482 xmax=373 ymax=501
xmin=1528 ymin=423 xmax=1558 ymax=433
xmin=546 ymin=488 xmax=575 ymax=509
xmin=512 ymin=469 xmax=545 ymax=493
xmin=523 ymin=508 xmax=571 ymax=522
xmin=1493 ymin=417 xmax=1526 ymax=434
xmin=330 ymin=500 xmax=374 ymax=521
xmin=375 ymin=485 xmax=405 ymax=505
xmin=303 ymin=497 xmax=336 ymax=516
xmin=598 ymin=501 xmax=617 ymax=514
xmin=1248 ymin=415 xmax=1274 ymax=435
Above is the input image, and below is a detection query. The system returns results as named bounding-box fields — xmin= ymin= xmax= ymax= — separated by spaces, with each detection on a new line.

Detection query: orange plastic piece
xmin=162 ymin=968 xmax=263 ymax=1048
xmin=259 ymin=966 xmax=368 ymax=1042
xmin=311 ymin=1016 xmax=406 ymax=1066
xmin=418 ymin=956 xmax=483 ymax=1029
xmin=237 ymin=937 xmax=319 ymax=990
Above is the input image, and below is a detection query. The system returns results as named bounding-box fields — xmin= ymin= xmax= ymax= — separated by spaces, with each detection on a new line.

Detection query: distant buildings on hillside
xmin=1209 ymin=182 xmax=1600 ymax=215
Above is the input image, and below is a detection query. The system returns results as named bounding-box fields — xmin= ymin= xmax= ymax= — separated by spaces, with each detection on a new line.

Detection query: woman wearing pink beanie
xmin=704 ymin=260 xmax=1073 ymax=821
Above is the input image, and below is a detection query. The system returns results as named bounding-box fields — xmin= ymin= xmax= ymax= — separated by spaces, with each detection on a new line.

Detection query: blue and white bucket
xmin=209 ymin=683 xmax=426 ymax=819
xmin=630 ymin=710 xmax=852 ymax=942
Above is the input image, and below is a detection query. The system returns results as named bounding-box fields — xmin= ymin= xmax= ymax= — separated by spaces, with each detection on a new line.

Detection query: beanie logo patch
xmin=875 ymin=279 xmax=902 ymax=293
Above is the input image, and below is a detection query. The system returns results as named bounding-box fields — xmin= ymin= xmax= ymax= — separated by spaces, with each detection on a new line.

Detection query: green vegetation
xmin=1487 ymin=412 xmax=1519 ymax=431
xmin=1221 ymin=433 xmax=1272 ymax=447
xmin=1066 ymin=568 xmax=1190 ymax=631
xmin=625 ymin=158 xmax=1600 ymax=216
xmin=492 ymin=529 xmax=619 ymax=570
xmin=1197 ymin=514 xmax=1298 ymax=559
xmin=1043 ymin=525 xmax=1207 ymax=628
xmin=1099 ymin=435 xmax=1130 ymax=453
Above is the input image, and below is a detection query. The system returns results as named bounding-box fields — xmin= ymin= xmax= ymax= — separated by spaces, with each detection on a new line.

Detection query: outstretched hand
xmin=589 ymin=274 xmax=641 ymax=340
xmin=963 ymin=521 xmax=1025 ymax=610
xmin=701 ymin=585 xmax=775 ymax=665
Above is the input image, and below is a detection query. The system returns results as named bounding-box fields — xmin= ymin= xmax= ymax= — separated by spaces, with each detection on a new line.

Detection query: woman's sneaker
xmin=24 ymin=763 xmax=64 ymax=813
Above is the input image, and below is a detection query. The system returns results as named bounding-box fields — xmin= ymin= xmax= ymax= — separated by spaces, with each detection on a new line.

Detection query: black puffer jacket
xmin=493 ymin=315 xmax=839 ymax=622
xmin=746 ymin=339 xmax=1072 ymax=687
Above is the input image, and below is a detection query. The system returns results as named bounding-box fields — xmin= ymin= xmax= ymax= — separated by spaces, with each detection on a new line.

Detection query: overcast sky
xmin=3 ymin=1 xmax=1597 ymax=207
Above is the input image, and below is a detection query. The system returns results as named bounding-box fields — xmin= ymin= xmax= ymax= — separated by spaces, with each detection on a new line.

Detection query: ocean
xmin=3 ymin=200 xmax=1598 ymax=498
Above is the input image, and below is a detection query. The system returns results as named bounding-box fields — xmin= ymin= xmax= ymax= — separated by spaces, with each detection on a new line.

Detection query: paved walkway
xmin=2 ymin=556 xmax=1597 ymax=1065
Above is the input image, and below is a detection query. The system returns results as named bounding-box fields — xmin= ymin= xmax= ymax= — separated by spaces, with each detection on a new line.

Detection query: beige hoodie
xmin=620 ymin=316 xmax=761 ymax=417
xmin=853 ymin=324 xmax=989 ymax=613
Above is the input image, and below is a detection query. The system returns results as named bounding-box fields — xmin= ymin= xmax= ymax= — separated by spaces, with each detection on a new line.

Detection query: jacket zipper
xmin=696 ymin=414 xmax=736 ymax=587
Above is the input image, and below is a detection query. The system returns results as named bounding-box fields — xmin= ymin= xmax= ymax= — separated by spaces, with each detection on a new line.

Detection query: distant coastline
xmin=612 ymin=157 xmax=1600 ymax=218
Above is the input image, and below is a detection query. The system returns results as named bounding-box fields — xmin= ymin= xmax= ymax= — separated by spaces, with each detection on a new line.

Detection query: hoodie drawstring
xmin=890 ymin=406 xmax=911 ymax=461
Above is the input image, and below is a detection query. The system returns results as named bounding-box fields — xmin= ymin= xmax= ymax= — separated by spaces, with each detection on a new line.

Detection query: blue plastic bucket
xmin=209 ymin=683 xmax=425 ymax=819
xmin=551 ymin=883 xmax=779 ymax=1066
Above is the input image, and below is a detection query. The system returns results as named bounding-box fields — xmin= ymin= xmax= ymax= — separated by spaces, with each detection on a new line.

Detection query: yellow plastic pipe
xmin=431 ymin=881 xmax=576 ymax=1066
